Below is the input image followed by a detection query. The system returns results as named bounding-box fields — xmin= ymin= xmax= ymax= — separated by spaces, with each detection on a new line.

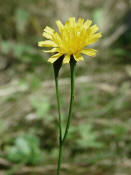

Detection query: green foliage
xmin=111 ymin=48 xmax=131 ymax=57
xmin=93 ymin=8 xmax=103 ymax=24
xmin=6 ymin=134 xmax=43 ymax=165
xmin=1 ymin=41 xmax=12 ymax=55
xmin=0 ymin=119 xmax=4 ymax=133
xmin=77 ymin=124 xmax=103 ymax=149
xmin=1 ymin=41 xmax=33 ymax=57
xmin=97 ymin=82 xmax=130 ymax=117
xmin=69 ymin=124 xmax=103 ymax=150
xmin=78 ymin=85 xmax=97 ymax=109
xmin=105 ymin=124 xmax=127 ymax=139
xmin=1 ymin=41 xmax=44 ymax=65
xmin=0 ymin=0 xmax=131 ymax=174
xmin=30 ymin=96 xmax=53 ymax=121
xmin=15 ymin=8 xmax=30 ymax=34
xmin=29 ymin=75 xmax=41 ymax=90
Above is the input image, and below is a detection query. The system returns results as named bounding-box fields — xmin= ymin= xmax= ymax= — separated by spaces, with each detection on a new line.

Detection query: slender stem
xmin=57 ymin=141 xmax=63 ymax=175
xmin=53 ymin=58 xmax=63 ymax=175
xmin=55 ymin=76 xmax=62 ymax=142
xmin=54 ymin=74 xmax=63 ymax=175
xmin=55 ymin=56 xmax=76 ymax=175
xmin=62 ymin=57 xmax=76 ymax=143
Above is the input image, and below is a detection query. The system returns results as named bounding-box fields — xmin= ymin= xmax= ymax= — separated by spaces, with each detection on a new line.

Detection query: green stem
xmin=55 ymin=56 xmax=76 ymax=175
xmin=55 ymin=76 xmax=62 ymax=142
xmin=55 ymin=75 xmax=63 ymax=175
xmin=57 ymin=141 xmax=63 ymax=175
xmin=62 ymin=57 xmax=76 ymax=143
xmin=53 ymin=57 xmax=63 ymax=175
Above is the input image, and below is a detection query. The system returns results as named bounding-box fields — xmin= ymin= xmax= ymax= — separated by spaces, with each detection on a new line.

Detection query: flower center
xmin=58 ymin=27 xmax=87 ymax=55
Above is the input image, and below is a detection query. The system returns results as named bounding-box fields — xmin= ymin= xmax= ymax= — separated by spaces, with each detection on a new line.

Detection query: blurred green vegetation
xmin=0 ymin=0 xmax=131 ymax=175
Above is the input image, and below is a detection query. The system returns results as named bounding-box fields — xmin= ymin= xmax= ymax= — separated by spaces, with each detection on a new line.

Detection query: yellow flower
xmin=38 ymin=17 xmax=102 ymax=64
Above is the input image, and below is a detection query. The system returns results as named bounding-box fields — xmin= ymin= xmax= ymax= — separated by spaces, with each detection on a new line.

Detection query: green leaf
xmin=15 ymin=8 xmax=30 ymax=33
xmin=6 ymin=134 xmax=43 ymax=165
xmin=30 ymin=96 xmax=51 ymax=119
xmin=76 ymin=124 xmax=103 ymax=149
xmin=93 ymin=8 xmax=102 ymax=24
xmin=1 ymin=41 xmax=13 ymax=54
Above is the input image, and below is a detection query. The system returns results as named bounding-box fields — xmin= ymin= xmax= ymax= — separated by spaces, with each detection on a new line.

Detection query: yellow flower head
xmin=38 ymin=17 xmax=102 ymax=64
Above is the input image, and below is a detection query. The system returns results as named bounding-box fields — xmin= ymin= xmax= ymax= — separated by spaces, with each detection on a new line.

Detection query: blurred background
xmin=0 ymin=0 xmax=131 ymax=175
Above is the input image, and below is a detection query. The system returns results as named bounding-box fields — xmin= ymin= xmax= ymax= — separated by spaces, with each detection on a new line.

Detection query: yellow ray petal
xmin=44 ymin=26 xmax=55 ymax=35
xmin=43 ymin=48 xmax=59 ymax=53
xmin=87 ymin=32 xmax=102 ymax=45
xmin=77 ymin=18 xmax=84 ymax=26
xmin=48 ymin=57 xmax=58 ymax=63
xmin=56 ymin=20 xmax=64 ymax=33
xmin=89 ymin=24 xmax=99 ymax=33
xmin=53 ymin=32 xmax=62 ymax=45
xmin=48 ymin=53 xmax=63 ymax=63
xmin=38 ymin=40 xmax=57 ymax=47
xmin=81 ymin=48 xmax=97 ymax=56
xmin=87 ymin=38 xmax=98 ymax=45
xmin=93 ymin=32 xmax=102 ymax=39
xmin=63 ymin=55 xmax=70 ymax=64
xmin=84 ymin=19 xmax=92 ymax=29
xmin=73 ymin=54 xmax=84 ymax=61
xmin=42 ymin=32 xmax=52 ymax=39
xmin=69 ymin=17 xmax=75 ymax=26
